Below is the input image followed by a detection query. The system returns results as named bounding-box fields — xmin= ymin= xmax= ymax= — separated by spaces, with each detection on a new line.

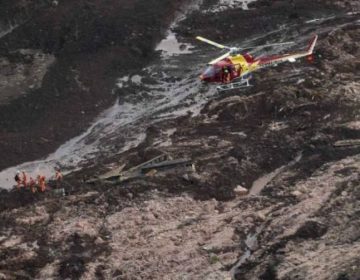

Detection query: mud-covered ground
xmin=0 ymin=0 xmax=188 ymax=170
xmin=1 ymin=0 xmax=360 ymax=279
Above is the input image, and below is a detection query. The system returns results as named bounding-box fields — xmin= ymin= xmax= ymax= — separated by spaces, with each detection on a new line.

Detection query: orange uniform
xmin=37 ymin=175 xmax=46 ymax=192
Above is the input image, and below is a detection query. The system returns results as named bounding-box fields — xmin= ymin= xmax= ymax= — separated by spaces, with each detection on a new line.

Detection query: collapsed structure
xmin=88 ymin=153 xmax=196 ymax=184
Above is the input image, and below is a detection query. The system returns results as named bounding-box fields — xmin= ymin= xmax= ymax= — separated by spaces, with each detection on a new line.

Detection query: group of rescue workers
xmin=14 ymin=169 xmax=63 ymax=193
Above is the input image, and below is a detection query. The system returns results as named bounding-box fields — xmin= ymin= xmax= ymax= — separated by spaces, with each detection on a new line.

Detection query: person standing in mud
xmin=21 ymin=171 xmax=28 ymax=188
xmin=28 ymin=177 xmax=37 ymax=193
xmin=55 ymin=168 xmax=63 ymax=188
xmin=14 ymin=171 xmax=22 ymax=189
xmin=37 ymin=175 xmax=46 ymax=192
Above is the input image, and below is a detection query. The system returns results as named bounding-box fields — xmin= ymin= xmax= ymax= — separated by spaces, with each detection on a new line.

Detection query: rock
xmin=246 ymin=216 xmax=254 ymax=223
xmin=142 ymin=213 xmax=155 ymax=221
xmin=256 ymin=212 xmax=266 ymax=222
xmin=234 ymin=185 xmax=248 ymax=196
xmin=95 ymin=237 xmax=105 ymax=245
xmin=182 ymin=174 xmax=190 ymax=182
xmin=291 ymin=190 xmax=302 ymax=197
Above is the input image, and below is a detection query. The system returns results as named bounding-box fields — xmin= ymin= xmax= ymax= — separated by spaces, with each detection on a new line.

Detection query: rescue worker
xmin=37 ymin=175 xmax=46 ymax=192
xmin=21 ymin=171 xmax=28 ymax=188
xmin=222 ymin=66 xmax=231 ymax=83
xmin=55 ymin=168 xmax=63 ymax=188
xmin=14 ymin=171 xmax=22 ymax=189
xmin=28 ymin=177 xmax=37 ymax=193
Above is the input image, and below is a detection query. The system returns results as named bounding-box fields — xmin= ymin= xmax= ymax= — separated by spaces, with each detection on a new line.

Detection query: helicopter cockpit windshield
xmin=203 ymin=66 xmax=221 ymax=78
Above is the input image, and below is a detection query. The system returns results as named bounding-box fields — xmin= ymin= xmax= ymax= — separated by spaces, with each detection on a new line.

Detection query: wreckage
xmin=88 ymin=153 xmax=195 ymax=184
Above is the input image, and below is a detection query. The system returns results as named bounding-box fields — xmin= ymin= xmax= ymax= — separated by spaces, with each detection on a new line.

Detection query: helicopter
xmin=196 ymin=35 xmax=318 ymax=91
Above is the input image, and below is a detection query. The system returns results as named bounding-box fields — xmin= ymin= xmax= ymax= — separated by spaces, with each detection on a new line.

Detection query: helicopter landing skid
xmin=216 ymin=79 xmax=252 ymax=92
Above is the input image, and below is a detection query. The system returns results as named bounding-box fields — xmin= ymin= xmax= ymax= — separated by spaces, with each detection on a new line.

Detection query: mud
xmin=0 ymin=0 xmax=360 ymax=279
xmin=0 ymin=0 xmax=189 ymax=170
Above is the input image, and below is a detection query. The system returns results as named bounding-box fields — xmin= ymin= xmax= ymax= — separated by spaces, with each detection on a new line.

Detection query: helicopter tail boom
xmin=255 ymin=35 xmax=318 ymax=67
xmin=306 ymin=35 xmax=318 ymax=55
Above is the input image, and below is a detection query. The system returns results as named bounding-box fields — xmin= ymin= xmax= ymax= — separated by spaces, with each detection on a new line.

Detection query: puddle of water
xmin=249 ymin=153 xmax=302 ymax=196
xmin=249 ymin=167 xmax=284 ymax=196
xmin=155 ymin=31 xmax=194 ymax=56
xmin=155 ymin=0 xmax=203 ymax=57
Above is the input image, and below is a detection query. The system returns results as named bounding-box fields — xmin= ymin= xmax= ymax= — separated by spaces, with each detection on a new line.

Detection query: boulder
xmin=291 ymin=190 xmax=302 ymax=197
xmin=234 ymin=185 xmax=248 ymax=196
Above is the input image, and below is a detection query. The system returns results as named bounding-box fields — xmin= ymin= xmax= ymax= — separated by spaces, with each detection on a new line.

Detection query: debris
xmin=256 ymin=212 xmax=266 ymax=222
xmin=145 ymin=169 xmax=157 ymax=177
xmin=87 ymin=153 xmax=195 ymax=184
xmin=291 ymin=190 xmax=302 ymax=197
xmin=52 ymin=188 xmax=66 ymax=196
xmin=234 ymin=185 xmax=248 ymax=196
xmin=334 ymin=139 xmax=360 ymax=147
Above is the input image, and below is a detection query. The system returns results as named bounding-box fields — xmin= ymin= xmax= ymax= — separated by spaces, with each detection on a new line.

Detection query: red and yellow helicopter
xmin=196 ymin=35 xmax=318 ymax=91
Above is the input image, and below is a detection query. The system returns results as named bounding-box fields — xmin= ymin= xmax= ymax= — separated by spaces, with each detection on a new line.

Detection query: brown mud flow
xmin=0 ymin=0 xmax=189 ymax=170
xmin=0 ymin=0 xmax=360 ymax=279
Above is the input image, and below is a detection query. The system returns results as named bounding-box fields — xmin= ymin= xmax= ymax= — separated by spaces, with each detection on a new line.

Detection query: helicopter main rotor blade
xmin=196 ymin=36 xmax=231 ymax=50
xmin=208 ymin=51 xmax=231 ymax=65
xmin=240 ymin=41 xmax=295 ymax=50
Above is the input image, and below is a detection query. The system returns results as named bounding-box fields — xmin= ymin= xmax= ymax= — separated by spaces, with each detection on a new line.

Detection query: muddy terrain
xmin=0 ymin=0 xmax=360 ymax=279
xmin=0 ymin=0 xmax=188 ymax=170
